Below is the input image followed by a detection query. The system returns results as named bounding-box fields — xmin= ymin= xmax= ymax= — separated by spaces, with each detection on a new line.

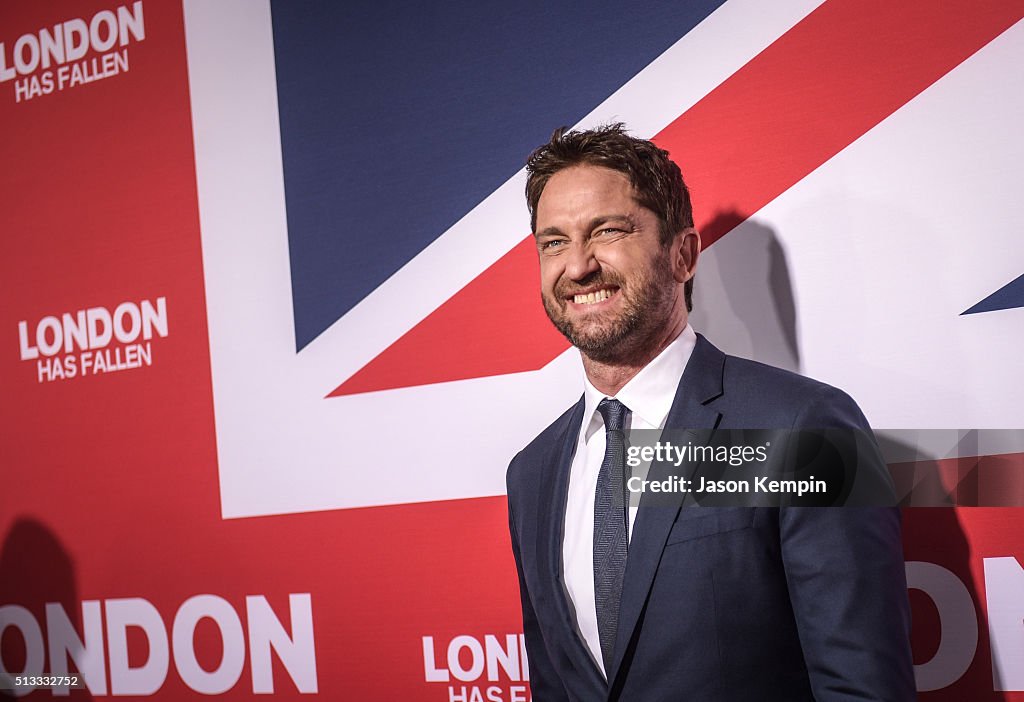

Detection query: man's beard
xmin=542 ymin=257 xmax=677 ymax=364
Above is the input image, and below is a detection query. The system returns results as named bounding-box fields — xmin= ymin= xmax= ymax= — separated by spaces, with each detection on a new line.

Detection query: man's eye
xmin=540 ymin=240 xmax=565 ymax=250
xmin=599 ymin=228 xmax=625 ymax=236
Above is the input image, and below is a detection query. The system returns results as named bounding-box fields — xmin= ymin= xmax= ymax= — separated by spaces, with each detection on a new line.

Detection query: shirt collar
xmin=581 ymin=324 xmax=697 ymax=441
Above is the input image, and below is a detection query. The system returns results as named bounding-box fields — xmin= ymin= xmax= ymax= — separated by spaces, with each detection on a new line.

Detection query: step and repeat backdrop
xmin=2 ymin=0 xmax=1023 ymax=699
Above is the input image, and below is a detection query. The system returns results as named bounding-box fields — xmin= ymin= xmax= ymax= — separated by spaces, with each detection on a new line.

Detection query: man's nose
xmin=564 ymin=243 xmax=600 ymax=281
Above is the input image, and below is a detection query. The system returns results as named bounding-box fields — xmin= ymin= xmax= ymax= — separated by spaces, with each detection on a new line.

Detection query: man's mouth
xmin=569 ymin=287 xmax=618 ymax=305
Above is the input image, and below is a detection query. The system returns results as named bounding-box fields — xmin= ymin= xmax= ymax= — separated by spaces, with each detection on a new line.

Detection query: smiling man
xmin=505 ymin=124 xmax=915 ymax=701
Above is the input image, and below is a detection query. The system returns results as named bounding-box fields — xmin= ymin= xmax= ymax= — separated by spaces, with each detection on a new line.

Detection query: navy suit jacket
xmin=506 ymin=334 xmax=915 ymax=701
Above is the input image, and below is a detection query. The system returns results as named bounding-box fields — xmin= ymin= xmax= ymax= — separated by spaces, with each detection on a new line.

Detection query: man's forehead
xmin=543 ymin=164 xmax=634 ymax=195
xmin=536 ymin=165 xmax=648 ymax=227
xmin=539 ymin=166 xmax=639 ymax=211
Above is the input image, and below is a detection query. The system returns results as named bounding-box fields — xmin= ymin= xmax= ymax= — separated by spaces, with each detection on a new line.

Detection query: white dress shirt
xmin=561 ymin=324 xmax=697 ymax=677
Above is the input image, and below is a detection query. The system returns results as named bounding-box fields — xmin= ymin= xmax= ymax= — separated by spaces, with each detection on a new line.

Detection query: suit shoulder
xmin=507 ymin=400 xmax=580 ymax=489
xmin=720 ymin=354 xmax=866 ymax=428
xmin=723 ymin=354 xmax=833 ymax=400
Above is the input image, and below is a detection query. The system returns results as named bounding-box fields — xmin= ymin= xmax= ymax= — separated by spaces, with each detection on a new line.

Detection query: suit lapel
xmin=607 ymin=334 xmax=726 ymax=690
xmin=537 ymin=396 xmax=609 ymax=691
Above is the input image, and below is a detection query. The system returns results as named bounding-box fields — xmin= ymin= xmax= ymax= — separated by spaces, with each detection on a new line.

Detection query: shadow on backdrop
xmin=690 ymin=209 xmax=801 ymax=373
xmin=0 ymin=519 xmax=94 ymax=700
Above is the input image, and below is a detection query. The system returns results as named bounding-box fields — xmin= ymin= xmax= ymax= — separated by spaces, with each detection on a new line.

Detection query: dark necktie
xmin=594 ymin=398 xmax=629 ymax=677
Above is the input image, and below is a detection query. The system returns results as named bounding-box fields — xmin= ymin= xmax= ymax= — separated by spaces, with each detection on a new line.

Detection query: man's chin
xmin=558 ymin=323 xmax=633 ymax=362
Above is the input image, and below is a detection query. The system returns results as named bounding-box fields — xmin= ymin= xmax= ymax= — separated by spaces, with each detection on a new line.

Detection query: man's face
xmin=534 ymin=165 xmax=682 ymax=363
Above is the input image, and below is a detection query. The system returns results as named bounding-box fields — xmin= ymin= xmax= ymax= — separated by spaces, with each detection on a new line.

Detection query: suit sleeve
xmin=507 ymin=463 xmax=571 ymax=701
xmin=779 ymin=386 xmax=917 ymax=701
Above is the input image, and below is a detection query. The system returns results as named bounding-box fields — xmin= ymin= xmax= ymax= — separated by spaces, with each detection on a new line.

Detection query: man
xmin=505 ymin=124 xmax=915 ymax=701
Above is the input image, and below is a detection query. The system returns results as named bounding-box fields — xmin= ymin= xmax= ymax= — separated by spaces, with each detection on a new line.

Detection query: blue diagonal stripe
xmin=961 ymin=273 xmax=1024 ymax=315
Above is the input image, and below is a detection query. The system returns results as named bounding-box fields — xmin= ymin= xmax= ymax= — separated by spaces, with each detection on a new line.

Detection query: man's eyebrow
xmin=534 ymin=226 xmax=564 ymax=239
xmin=589 ymin=213 xmax=638 ymax=230
xmin=534 ymin=214 xmax=638 ymax=239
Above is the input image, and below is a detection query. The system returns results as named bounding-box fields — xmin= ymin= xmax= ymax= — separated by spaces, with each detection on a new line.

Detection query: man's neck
xmin=582 ymin=315 xmax=688 ymax=396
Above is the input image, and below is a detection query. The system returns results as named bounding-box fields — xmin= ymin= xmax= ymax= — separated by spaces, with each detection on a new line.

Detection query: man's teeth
xmin=574 ymin=289 xmax=614 ymax=305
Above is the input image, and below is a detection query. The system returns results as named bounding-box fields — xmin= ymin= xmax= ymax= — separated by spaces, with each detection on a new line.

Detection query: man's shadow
xmin=0 ymin=519 xmax=95 ymax=700
xmin=689 ymin=209 xmax=801 ymax=373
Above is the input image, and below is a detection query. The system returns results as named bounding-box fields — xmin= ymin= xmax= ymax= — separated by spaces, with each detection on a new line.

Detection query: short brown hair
xmin=525 ymin=123 xmax=695 ymax=310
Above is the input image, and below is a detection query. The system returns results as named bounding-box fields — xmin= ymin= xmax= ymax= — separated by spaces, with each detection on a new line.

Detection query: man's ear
xmin=672 ymin=227 xmax=700 ymax=284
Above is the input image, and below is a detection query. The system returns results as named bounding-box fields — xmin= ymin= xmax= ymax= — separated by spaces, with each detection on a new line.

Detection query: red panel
xmin=0 ymin=3 xmax=527 ymax=698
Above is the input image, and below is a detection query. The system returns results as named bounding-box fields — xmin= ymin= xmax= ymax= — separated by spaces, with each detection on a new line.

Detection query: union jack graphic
xmin=189 ymin=0 xmax=1024 ymax=519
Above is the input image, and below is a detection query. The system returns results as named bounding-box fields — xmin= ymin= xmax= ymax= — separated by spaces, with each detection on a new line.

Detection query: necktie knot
xmin=597 ymin=398 xmax=628 ymax=433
